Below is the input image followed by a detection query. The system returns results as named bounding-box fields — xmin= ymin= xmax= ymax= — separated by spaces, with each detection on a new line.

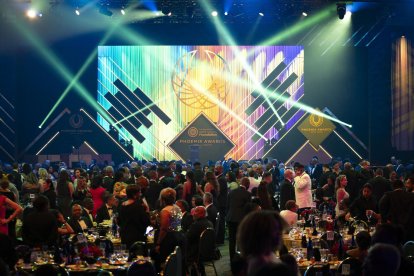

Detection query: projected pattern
xmin=98 ymin=46 xmax=304 ymax=161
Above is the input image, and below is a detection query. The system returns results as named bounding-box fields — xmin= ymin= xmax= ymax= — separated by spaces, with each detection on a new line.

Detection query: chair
xmin=163 ymin=246 xmax=182 ymax=276
xmin=337 ymin=257 xmax=362 ymax=276
xmin=199 ymin=228 xmax=218 ymax=276
xmin=304 ymin=263 xmax=330 ymax=276
xmin=320 ymin=231 xmax=342 ymax=252
xmin=403 ymin=241 xmax=414 ymax=258
xmin=129 ymin=241 xmax=148 ymax=261
xmin=127 ymin=260 xmax=156 ymax=276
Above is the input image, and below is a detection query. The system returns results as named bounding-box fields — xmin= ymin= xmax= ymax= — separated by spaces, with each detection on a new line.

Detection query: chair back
xmin=303 ymin=263 xmax=330 ymax=276
xmin=199 ymin=228 xmax=216 ymax=262
xmin=337 ymin=257 xmax=362 ymax=275
xmin=164 ymin=246 xmax=182 ymax=276
xmin=403 ymin=241 xmax=414 ymax=258
xmin=127 ymin=260 xmax=156 ymax=276
xmin=129 ymin=241 xmax=148 ymax=260
xmin=320 ymin=231 xmax=342 ymax=251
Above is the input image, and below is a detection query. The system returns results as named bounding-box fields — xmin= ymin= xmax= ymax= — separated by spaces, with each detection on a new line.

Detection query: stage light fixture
xmin=302 ymin=12 xmax=308 ymax=17
xmin=211 ymin=10 xmax=218 ymax=17
xmin=161 ymin=6 xmax=171 ymax=15
xmin=259 ymin=12 xmax=264 ymax=17
xmin=337 ymin=3 xmax=346 ymax=20
xmin=121 ymin=8 xmax=125 ymax=15
xmin=224 ymin=12 xmax=228 ymax=16
xmin=26 ymin=9 xmax=37 ymax=19
xmin=75 ymin=8 xmax=80 ymax=16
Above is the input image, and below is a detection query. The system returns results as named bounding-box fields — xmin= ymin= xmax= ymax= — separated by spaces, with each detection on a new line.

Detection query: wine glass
xmin=366 ymin=210 xmax=373 ymax=224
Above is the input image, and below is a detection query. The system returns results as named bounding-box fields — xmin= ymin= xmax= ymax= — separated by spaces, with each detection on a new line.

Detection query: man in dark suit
xmin=68 ymin=204 xmax=91 ymax=233
xmin=379 ymin=179 xmax=414 ymax=241
xmin=215 ymin=165 xmax=228 ymax=244
xmin=22 ymin=195 xmax=58 ymax=247
xmin=308 ymin=156 xmax=323 ymax=186
xmin=96 ymin=192 xmax=118 ymax=224
xmin=145 ymin=170 xmax=163 ymax=211
xmin=279 ymin=169 xmax=295 ymax=210
xmin=82 ymin=198 xmax=95 ymax=228
xmin=176 ymin=200 xmax=193 ymax=232
xmin=226 ymin=177 xmax=251 ymax=261
xmin=186 ymin=206 xmax=213 ymax=275
xmin=203 ymin=192 xmax=218 ymax=228
xmin=193 ymin=162 xmax=205 ymax=187
xmin=369 ymin=168 xmax=392 ymax=202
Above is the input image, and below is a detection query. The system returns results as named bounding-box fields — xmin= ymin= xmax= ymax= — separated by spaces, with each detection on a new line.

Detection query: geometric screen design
xmin=97 ymin=46 xmax=304 ymax=161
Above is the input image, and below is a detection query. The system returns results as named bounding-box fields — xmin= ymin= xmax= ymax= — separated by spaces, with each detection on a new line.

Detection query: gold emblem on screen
xmin=171 ymin=49 xmax=230 ymax=109
xmin=188 ymin=127 xmax=199 ymax=138
xmin=309 ymin=114 xmax=323 ymax=127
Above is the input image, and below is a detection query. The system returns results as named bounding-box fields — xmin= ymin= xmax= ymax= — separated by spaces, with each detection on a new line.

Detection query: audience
xmin=280 ymin=200 xmax=298 ymax=227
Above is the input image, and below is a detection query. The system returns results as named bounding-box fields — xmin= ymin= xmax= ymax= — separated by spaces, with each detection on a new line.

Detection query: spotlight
xmin=224 ymin=12 xmax=228 ymax=16
xmin=211 ymin=10 xmax=218 ymax=17
xmin=259 ymin=12 xmax=264 ymax=17
xmin=26 ymin=9 xmax=37 ymax=19
xmin=75 ymin=8 xmax=80 ymax=16
xmin=337 ymin=3 xmax=346 ymax=20
xmin=121 ymin=8 xmax=125 ymax=15
xmin=302 ymin=12 xmax=308 ymax=17
xmin=161 ymin=6 xmax=171 ymax=15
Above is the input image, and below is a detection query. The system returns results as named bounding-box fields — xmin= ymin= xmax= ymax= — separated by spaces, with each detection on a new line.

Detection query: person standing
xmin=56 ymin=170 xmax=73 ymax=219
xmin=293 ymin=164 xmax=312 ymax=211
xmin=226 ymin=177 xmax=251 ymax=261
xmin=279 ymin=169 xmax=295 ymax=211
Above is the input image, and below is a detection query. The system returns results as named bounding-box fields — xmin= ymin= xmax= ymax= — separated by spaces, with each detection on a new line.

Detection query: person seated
xmin=176 ymin=199 xmax=193 ymax=233
xmin=236 ymin=210 xmax=288 ymax=275
xmin=186 ymin=206 xmax=214 ymax=275
xmin=203 ymin=192 xmax=218 ymax=228
xmin=280 ymin=200 xmax=298 ymax=227
xmin=191 ymin=195 xmax=203 ymax=208
xmin=362 ymin=243 xmax=401 ymax=276
xmin=96 ymin=192 xmax=118 ymax=224
xmin=68 ymin=204 xmax=91 ymax=234
xmin=82 ymin=197 xmax=95 ymax=227
xmin=50 ymin=209 xmax=74 ymax=235
xmin=22 ymin=195 xmax=59 ymax=247
xmin=346 ymin=231 xmax=371 ymax=262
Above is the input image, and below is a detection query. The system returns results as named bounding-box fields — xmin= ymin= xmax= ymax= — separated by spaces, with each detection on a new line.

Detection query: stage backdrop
xmin=97 ymin=46 xmax=304 ymax=161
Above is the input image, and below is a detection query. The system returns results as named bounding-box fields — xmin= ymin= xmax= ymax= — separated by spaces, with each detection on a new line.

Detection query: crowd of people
xmin=0 ymin=156 xmax=413 ymax=275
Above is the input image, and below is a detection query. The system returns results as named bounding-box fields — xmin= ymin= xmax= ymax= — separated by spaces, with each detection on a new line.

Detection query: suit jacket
xmin=369 ymin=176 xmax=392 ymax=202
xmin=206 ymin=204 xmax=218 ymax=228
xmin=96 ymin=204 xmax=115 ymax=224
xmin=82 ymin=209 xmax=94 ymax=228
xmin=294 ymin=172 xmax=313 ymax=209
xmin=186 ymin=217 xmax=213 ymax=262
xmin=68 ymin=216 xmax=90 ymax=234
xmin=379 ymin=189 xmax=414 ymax=241
xmin=279 ymin=179 xmax=295 ymax=210
xmin=309 ymin=164 xmax=323 ymax=183
xmin=181 ymin=211 xmax=194 ymax=233
xmin=226 ymin=186 xmax=251 ymax=223
xmin=145 ymin=180 xmax=163 ymax=211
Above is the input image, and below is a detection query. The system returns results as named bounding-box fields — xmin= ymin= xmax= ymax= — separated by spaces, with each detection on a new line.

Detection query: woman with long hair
xmin=0 ymin=175 xmax=22 ymax=238
xmin=257 ymin=181 xmax=273 ymax=210
xmin=90 ymin=175 xmax=106 ymax=216
xmin=56 ymin=170 xmax=73 ymax=218
xmin=21 ymin=163 xmax=39 ymax=198
xmin=182 ymin=171 xmax=197 ymax=206
xmin=334 ymin=174 xmax=349 ymax=218
xmin=204 ymin=171 xmax=220 ymax=198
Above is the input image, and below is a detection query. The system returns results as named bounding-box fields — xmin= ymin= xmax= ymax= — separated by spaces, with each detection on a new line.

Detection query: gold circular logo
xmin=188 ymin=127 xmax=199 ymax=137
xmin=309 ymin=114 xmax=323 ymax=127
xmin=172 ymin=50 xmax=230 ymax=109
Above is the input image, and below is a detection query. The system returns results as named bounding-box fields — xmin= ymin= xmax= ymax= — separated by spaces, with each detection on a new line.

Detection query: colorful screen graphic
xmin=97 ymin=45 xmax=304 ymax=161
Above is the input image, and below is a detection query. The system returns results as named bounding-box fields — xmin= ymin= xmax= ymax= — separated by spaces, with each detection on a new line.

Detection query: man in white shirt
xmin=247 ymin=170 xmax=260 ymax=193
xmin=280 ymin=200 xmax=299 ymax=226
xmin=294 ymin=164 xmax=313 ymax=211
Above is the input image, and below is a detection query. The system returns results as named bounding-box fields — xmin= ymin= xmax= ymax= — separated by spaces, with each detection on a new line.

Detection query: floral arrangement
xmin=79 ymin=243 xmax=103 ymax=260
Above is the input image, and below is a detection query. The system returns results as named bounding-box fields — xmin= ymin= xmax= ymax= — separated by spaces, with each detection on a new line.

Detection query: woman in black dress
xmin=117 ymin=185 xmax=150 ymax=249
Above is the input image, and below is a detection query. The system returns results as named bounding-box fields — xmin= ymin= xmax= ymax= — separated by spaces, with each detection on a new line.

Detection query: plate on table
xmin=65 ymin=264 xmax=88 ymax=271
